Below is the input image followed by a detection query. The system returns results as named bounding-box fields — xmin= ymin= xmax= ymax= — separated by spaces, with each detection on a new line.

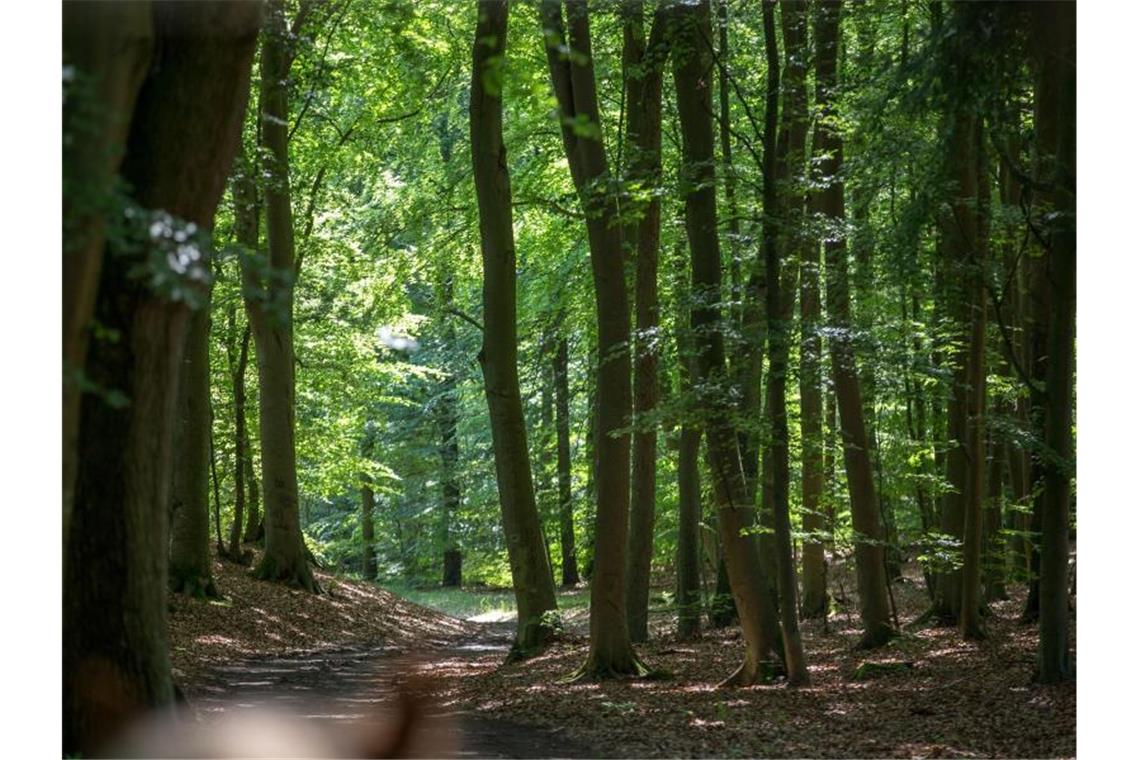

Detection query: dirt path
xmin=181 ymin=623 xmax=597 ymax=758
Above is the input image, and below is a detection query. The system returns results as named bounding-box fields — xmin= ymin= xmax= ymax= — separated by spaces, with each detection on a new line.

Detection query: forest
xmin=60 ymin=0 xmax=1077 ymax=757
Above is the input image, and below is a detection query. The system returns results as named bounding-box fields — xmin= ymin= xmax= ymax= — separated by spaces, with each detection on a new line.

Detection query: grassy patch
xmin=375 ymin=581 xmax=593 ymax=621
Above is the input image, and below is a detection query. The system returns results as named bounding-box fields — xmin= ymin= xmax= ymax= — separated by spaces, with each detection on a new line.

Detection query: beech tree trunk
xmin=542 ymin=0 xmax=643 ymax=677
xmin=227 ymin=320 xmax=252 ymax=560
xmin=169 ymin=305 xmax=219 ymax=597
xmin=439 ymin=282 xmax=463 ymax=588
xmin=63 ymin=2 xmax=153 ymax=555
xmin=554 ymin=337 xmax=580 ymax=586
xmin=672 ymin=0 xmax=784 ymax=686
xmin=673 ymin=237 xmax=703 ymax=640
xmin=764 ymin=0 xmax=809 ymax=685
xmin=247 ymin=0 xmax=319 ymax=593
xmin=63 ymin=3 xmax=260 ymax=754
xmin=1031 ymin=0 xmax=1076 ymax=684
xmin=361 ymin=473 xmax=377 ymax=581
xmin=813 ymin=0 xmax=893 ymax=649
xmin=622 ymin=1 xmax=667 ymax=646
xmin=472 ymin=0 xmax=558 ymax=653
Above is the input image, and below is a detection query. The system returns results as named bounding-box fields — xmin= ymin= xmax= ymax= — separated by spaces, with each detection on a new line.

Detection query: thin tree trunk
xmin=439 ymin=281 xmax=463 ymax=588
xmin=227 ymin=321 xmax=252 ymax=560
xmin=672 ymin=0 xmax=784 ymax=686
xmin=361 ymin=473 xmax=377 ymax=581
xmin=542 ymin=0 xmax=643 ymax=677
xmin=958 ymin=113 xmax=989 ymax=642
xmin=674 ymin=236 xmax=703 ymax=640
xmin=247 ymin=0 xmax=319 ymax=593
xmin=622 ymin=1 xmax=667 ymax=645
xmin=472 ymin=0 xmax=558 ymax=653
xmin=554 ymin=336 xmax=580 ymax=586
xmin=677 ymin=425 xmax=703 ymax=640
xmin=169 ymin=305 xmax=219 ymax=598
xmin=814 ymin=0 xmax=893 ymax=649
xmin=764 ymin=0 xmax=808 ymax=686
xmin=984 ymin=429 xmax=1008 ymax=601
xmin=63 ymin=4 xmax=260 ymax=753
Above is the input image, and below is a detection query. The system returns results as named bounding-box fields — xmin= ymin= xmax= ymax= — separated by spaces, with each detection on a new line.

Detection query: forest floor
xmin=169 ymin=551 xmax=1075 ymax=758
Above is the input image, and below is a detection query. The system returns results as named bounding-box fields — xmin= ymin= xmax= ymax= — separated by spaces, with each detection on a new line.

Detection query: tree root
xmin=252 ymin=554 xmax=322 ymax=594
xmin=560 ymin=652 xmax=653 ymax=683
xmin=717 ymin=658 xmax=781 ymax=688
xmin=169 ymin=573 xmax=220 ymax=600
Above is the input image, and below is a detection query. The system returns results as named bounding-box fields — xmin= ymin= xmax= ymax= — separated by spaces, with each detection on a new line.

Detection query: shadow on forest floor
xmin=169 ymin=551 xmax=1074 ymax=758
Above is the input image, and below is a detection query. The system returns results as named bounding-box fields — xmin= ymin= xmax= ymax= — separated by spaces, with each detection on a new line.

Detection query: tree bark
xmin=247 ymin=0 xmax=319 ymax=593
xmin=439 ymin=282 xmax=463 ymax=587
xmin=63 ymin=2 xmax=154 ymax=556
xmin=958 ymin=113 xmax=989 ymax=642
xmin=169 ymin=304 xmax=220 ymax=597
xmin=672 ymin=0 xmax=784 ymax=686
xmin=542 ymin=0 xmax=643 ymax=677
xmin=361 ymin=473 xmax=377 ymax=581
xmin=1031 ymin=0 xmax=1076 ymax=684
xmin=63 ymin=3 xmax=260 ymax=754
xmin=622 ymin=1 xmax=667 ymax=646
xmin=813 ymin=0 xmax=894 ymax=649
xmin=554 ymin=336 xmax=581 ymax=586
xmin=472 ymin=0 xmax=558 ymax=653
xmin=765 ymin=0 xmax=809 ymax=685
xmin=227 ymin=320 xmax=252 ymax=560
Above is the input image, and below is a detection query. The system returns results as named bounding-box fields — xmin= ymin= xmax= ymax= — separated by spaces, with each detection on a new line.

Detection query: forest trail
xmin=182 ymin=621 xmax=597 ymax=758
xmin=170 ymin=554 xmax=597 ymax=757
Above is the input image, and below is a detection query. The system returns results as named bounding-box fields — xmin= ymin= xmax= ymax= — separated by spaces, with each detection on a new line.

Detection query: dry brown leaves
xmin=168 ymin=549 xmax=477 ymax=687
xmin=434 ymin=567 xmax=1075 ymax=759
xmin=170 ymin=554 xmax=1075 ymax=758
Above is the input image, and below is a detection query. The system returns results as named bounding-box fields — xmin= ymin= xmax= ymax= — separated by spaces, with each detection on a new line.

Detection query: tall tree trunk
xmin=672 ymin=0 xmax=784 ymax=686
xmin=542 ymin=0 xmax=643 ymax=677
xmin=1031 ymin=0 xmax=1075 ymax=684
xmin=63 ymin=4 xmax=260 ymax=754
xmin=169 ymin=305 xmax=219 ymax=597
xmin=763 ymin=0 xmax=809 ymax=685
xmin=623 ymin=2 xmax=667 ymax=645
xmin=63 ymin=2 xmax=153 ymax=554
xmin=813 ymin=0 xmax=893 ymax=649
xmin=361 ymin=473 xmax=377 ymax=581
xmin=798 ymin=54 xmax=827 ymax=619
xmin=247 ymin=0 xmax=319 ymax=593
xmin=554 ymin=336 xmax=581 ymax=586
xmin=673 ymin=235 xmax=703 ymax=640
xmin=439 ymin=282 xmax=463 ymax=588
xmin=958 ymin=111 xmax=990 ymax=642
xmin=984 ymin=428 xmax=1008 ymax=602
xmin=227 ymin=321 xmax=252 ymax=560
xmin=243 ymin=428 xmax=263 ymax=543
xmin=472 ymin=0 xmax=558 ymax=653
xmin=677 ymin=425 xmax=703 ymax=640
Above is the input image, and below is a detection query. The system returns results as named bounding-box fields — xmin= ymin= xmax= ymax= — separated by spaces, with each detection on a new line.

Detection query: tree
xmin=623 ymin=0 xmax=668 ymax=646
xmin=471 ymin=0 xmax=559 ymax=653
xmin=245 ymin=0 xmax=320 ymax=592
xmin=813 ymin=0 xmax=894 ymax=649
xmin=763 ymin=0 xmax=809 ymax=685
xmin=62 ymin=0 xmax=152 ymax=563
xmin=1030 ymin=0 xmax=1076 ymax=684
xmin=63 ymin=3 xmax=261 ymax=753
xmin=554 ymin=335 xmax=581 ymax=586
xmin=542 ymin=0 xmax=645 ymax=678
xmin=169 ymin=303 xmax=220 ymax=597
xmin=672 ymin=0 xmax=784 ymax=685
